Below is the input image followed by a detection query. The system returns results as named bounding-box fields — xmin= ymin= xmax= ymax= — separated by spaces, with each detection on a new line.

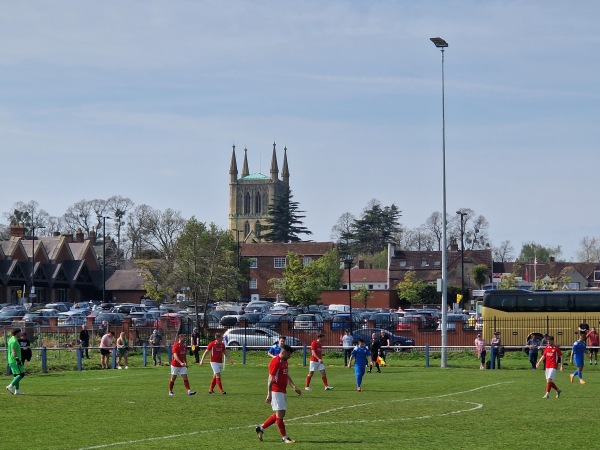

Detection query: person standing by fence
xmin=18 ymin=331 xmax=32 ymax=366
xmin=526 ymin=333 xmax=540 ymax=370
xmin=149 ymin=329 xmax=163 ymax=366
xmin=491 ymin=331 xmax=502 ymax=369
xmin=586 ymin=327 xmax=599 ymax=365
xmin=475 ymin=333 xmax=486 ymax=370
xmin=79 ymin=324 xmax=90 ymax=359
xmin=99 ymin=331 xmax=114 ymax=369
xmin=341 ymin=330 xmax=353 ymax=366
xmin=190 ymin=328 xmax=201 ymax=363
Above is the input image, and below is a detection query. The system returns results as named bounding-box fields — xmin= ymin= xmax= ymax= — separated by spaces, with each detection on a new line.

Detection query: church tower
xmin=229 ymin=143 xmax=290 ymax=241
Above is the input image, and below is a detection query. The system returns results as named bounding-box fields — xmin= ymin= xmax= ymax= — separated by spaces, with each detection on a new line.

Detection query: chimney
xmin=62 ymin=233 xmax=74 ymax=243
xmin=358 ymin=260 xmax=365 ymax=269
xmin=550 ymin=256 xmax=555 ymax=262
xmin=76 ymin=228 xmax=85 ymax=243
xmin=450 ymin=238 xmax=459 ymax=252
xmin=10 ymin=222 xmax=26 ymax=238
xmin=89 ymin=227 xmax=96 ymax=245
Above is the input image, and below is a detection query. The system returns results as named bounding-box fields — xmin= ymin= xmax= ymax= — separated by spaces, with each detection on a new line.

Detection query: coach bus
xmin=481 ymin=290 xmax=600 ymax=347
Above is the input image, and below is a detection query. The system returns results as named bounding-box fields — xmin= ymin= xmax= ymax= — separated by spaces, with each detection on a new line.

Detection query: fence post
xmin=167 ymin=343 xmax=173 ymax=363
xmin=111 ymin=345 xmax=117 ymax=369
xmin=490 ymin=346 xmax=495 ymax=369
xmin=302 ymin=345 xmax=307 ymax=367
xmin=41 ymin=347 xmax=47 ymax=373
xmin=242 ymin=345 xmax=247 ymax=364
xmin=143 ymin=343 xmax=147 ymax=367
xmin=425 ymin=344 xmax=430 ymax=368
xmin=77 ymin=347 xmax=83 ymax=371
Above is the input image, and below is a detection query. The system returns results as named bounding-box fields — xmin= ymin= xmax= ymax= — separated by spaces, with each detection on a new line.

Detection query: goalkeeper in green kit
xmin=6 ymin=328 xmax=26 ymax=395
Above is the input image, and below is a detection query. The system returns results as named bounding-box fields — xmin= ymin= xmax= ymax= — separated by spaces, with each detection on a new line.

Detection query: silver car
xmin=223 ymin=327 xmax=302 ymax=349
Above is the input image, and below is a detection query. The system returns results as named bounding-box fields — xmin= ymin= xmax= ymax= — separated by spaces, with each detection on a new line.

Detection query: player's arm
xmin=199 ymin=348 xmax=209 ymax=365
xmin=224 ymin=349 xmax=234 ymax=364
xmin=266 ymin=374 xmax=274 ymax=403
xmin=347 ymin=355 xmax=354 ymax=368
xmin=536 ymin=352 xmax=545 ymax=368
xmin=287 ymin=375 xmax=302 ymax=395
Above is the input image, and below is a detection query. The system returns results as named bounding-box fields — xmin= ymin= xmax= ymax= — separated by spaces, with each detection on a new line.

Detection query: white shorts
xmin=171 ymin=366 xmax=188 ymax=376
xmin=271 ymin=391 xmax=287 ymax=411
xmin=309 ymin=361 xmax=325 ymax=372
xmin=210 ymin=362 xmax=223 ymax=374
xmin=545 ymin=368 xmax=557 ymax=380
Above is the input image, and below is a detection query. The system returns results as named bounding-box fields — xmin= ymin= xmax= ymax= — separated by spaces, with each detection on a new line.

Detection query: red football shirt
xmin=586 ymin=331 xmax=599 ymax=346
xmin=206 ymin=340 xmax=226 ymax=363
xmin=310 ymin=339 xmax=322 ymax=362
xmin=171 ymin=341 xmax=187 ymax=367
xmin=542 ymin=345 xmax=562 ymax=369
xmin=269 ymin=356 xmax=289 ymax=393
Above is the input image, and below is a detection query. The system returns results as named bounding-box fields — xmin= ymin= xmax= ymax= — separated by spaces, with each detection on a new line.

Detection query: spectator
xmin=474 ymin=333 xmax=486 ymax=370
xmin=149 ymin=329 xmax=163 ymax=366
xmin=79 ymin=324 xmax=90 ymax=359
xmin=586 ymin=327 xmax=599 ymax=365
xmin=341 ymin=330 xmax=353 ymax=366
xmin=99 ymin=331 xmax=114 ymax=369
xmin=491 ymin=331 xmax=502 ymax=369
xmin=190 ymin=327 xmax=201 ymax=363
xmin=526 ymin=333 xmax=540 ymax=370
xmin=18 ymin=331 xmax=32 ymax=366
xmin=116 ymin=331 xmax=129 ymax=369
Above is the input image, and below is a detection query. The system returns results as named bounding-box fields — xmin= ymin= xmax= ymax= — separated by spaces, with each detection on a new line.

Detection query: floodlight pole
xmin=431 ymin=37 xmax=449 ymax=368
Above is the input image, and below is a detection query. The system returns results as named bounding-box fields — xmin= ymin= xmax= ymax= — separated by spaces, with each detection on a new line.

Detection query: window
xmin=244 ymin=221 xmax=250 ymax=237
xmin=272 ymin=278 xmax=285 ymax=288
xmin=303 ymin=256 xmax=312 ymax=266
xmin=244 ymin=192 xmax=251 ymax=214
xmin=595 ymin=271 xmax=600 ymax=282
xmin=433 ymin=261 xmax=441 ymax=267
xmin=255 ymin=193 xmax=262 ymax=213
xmin=368 ymin=284 xmax=373 ymax=289
xmin=342 ymin=284 xmax=348 ymax=290
xmin=421 ymin=260 xmax=429 ymax=267
xmin=249 ymin=279 xmax=257 ymax=289
xmin=274 ymin=257 xmax=286 ymax=268
xmin=57 ymin=289 xmax=67 ymax=301
xmin=249 ymin=258 xmax=257 ymax=268
xmin=399 ymin=260 xmax=407 ymax=267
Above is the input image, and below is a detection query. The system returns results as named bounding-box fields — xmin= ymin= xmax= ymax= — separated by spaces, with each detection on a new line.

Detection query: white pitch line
xmin=78 ymin=382 xmax=510 ymax=450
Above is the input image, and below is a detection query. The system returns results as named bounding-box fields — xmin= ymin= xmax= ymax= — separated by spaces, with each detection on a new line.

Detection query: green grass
xmin=3 ymin=350 xmax=598 ymax=449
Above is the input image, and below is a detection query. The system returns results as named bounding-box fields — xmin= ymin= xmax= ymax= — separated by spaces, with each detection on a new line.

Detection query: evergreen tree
xmin=263 ymin=187 xmax=312 ymax=242
xmin=351 ymin=200 xmax=401 ymax=254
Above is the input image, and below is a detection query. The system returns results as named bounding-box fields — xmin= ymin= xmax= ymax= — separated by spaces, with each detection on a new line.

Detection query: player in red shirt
xmin=305 ymin=333 xmax=333 ymax=391
xmin=536 ymin=335 xmax=563 ymax=398
xmin=256 ymin=344 xmax=302 ymax=444
xmin=199 ymin=333 xmax=234 ymax=394
xmin=168 ymin=334 xmax=196 ymax=396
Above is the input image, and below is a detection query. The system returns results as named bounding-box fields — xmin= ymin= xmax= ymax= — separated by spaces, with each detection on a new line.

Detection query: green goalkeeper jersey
xmin=7 ymin=335 xmax=21 ymax=364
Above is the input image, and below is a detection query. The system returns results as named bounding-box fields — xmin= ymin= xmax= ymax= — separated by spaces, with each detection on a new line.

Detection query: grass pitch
xmin=3 ymin=351 xmax=597 ymax=449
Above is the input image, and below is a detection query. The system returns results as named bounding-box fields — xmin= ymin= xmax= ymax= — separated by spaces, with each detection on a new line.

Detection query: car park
xmin=220 ymin=314 xmax=244 ymax=327
xmin=128 ymin=312 xmax=157 ymax=327
xmin=19 ymin=312 xmax=46 ymax=325
xmin=94 ymin=312 xmax=126 ymax=325
xmin=45 ymin=302 xmax=71 ymax=313
xmin=223 ymin=327 xmax=302 ymax=349
xmin=0 ymin=309 xmax=26 ymax=325
xmin=352 ymin=328 xmax=415 ymax=351
xmin=331 ymin=313 xmax=362 ymax=330
xmin=368 ymin=313 xmax=399 ymax=330
xmin=397 ymin=315 xmax=428 ymax=331
xmin=237 ymin=312 xmax=265 ymax=327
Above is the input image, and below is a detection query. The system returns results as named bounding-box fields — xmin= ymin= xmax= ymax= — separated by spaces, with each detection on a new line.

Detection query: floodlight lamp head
xmin=430 ymin=37 xmax=448 ymax=48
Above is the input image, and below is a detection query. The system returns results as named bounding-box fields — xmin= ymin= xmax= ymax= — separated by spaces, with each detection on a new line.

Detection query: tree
xmin=263 ymin=187 xmax=312 ymax=242
xmin=396 ymin=271 xmax=426 ymax=305
xmin=576 ymin=236 xmax=600 ymax=262
xmin=493 ymin=240 xmax=515 ymax=263
xmin=451 ymin=208 xmax=490 ymax=250
xmin=269 ymin=249 xmax=342 ymax=305
xmin=4 ymin=200 xmax=49 ymax=234
xmin=106 ymin=195 xmax=134 ymax=255
xmin=518 ymin=242 xmax=562 ymax=263
xmin=330 ymin=212 xmax=355 ymax=255
xmin=351 ymin=199 xmax=401 ymax=254
xmin=173 ymin=219 xmax=241 ymax=331
xmin=497 ymin=263 xmax=522 ymax=289
xmin=424 ymin=212 xmax=444 ymax=251
xmin=353 ymin=284 xmax=372 ymax=309
xmin=471 ymin=264 xmax=489 ymax=289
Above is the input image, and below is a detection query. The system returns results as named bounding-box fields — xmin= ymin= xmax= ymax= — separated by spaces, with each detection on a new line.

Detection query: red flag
xmin=525 ymin=267 xmax=530 ymax=282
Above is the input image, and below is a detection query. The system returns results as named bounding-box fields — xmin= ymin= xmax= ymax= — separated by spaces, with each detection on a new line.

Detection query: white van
xmin=328 ymin=304 xmax=351 ymax=313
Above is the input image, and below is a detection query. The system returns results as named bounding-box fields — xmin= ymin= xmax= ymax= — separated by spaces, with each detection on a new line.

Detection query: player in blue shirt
xmin=268 ymin=336 xmax=286 ymax=359
xmin=348 ymin=339 xmax=371 ymax=392
xmin=570 ymin=335 xmax=586 ymax=384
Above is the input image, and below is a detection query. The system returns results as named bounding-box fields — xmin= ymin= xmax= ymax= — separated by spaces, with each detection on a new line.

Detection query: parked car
xmin=352 ymin=328 xmax=415 ymax=351
xmin=153 ymin=313 xmax=182 ymax=328
xmin=437 ymin=314 xmax=470 ymax=331
xmin=293 ymin=314 xmax=324 ymax=330
xmin=255 ymin=313 xmax=292 ymax=330
xmin=331 ymin=313 xmax=362 ymax=330
xmin=0 ymin=309 xmax=26 ymax=325
xmin=94 ymin=312 xmax=126 ymax=325
xmin=19 ymin=312 xmax=46 ymax=325
xmin=111 ymin=303 xmax=139 ymax=314
xmin=223 ymin=327 xmax=302 ymax=349
xmin=220 ymin=314 xmax=244 ymax=327
xmin=128 ymin=312 xmax=157 ymax=327
xmin=396 ymin=315 xmax=428 ymax=331
xmin=368 ymin=313 xmax=399 ymax=330
xmin=57 ymin=311 xmax=87 ymax=326
xmin=45 ymin=302 xmax=70 ymax=313
xmin=36 ymin=308 xmax=61 ymax=321
xmin=237 ymin=312 xmax=265 ymax=327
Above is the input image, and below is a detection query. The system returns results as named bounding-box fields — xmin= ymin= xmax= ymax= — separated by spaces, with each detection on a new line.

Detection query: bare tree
xmin=493 ymin=240 xmax=515 ymax=263
xmin=576 ymin=236 xmax=600 ymax=262
xmin=64 ymin=199 xmax=96 ymax=235
xmin=106 ymin=195 xmax=134 ymax=253
xmin=424 ymin=211 xmax=444 ymax=251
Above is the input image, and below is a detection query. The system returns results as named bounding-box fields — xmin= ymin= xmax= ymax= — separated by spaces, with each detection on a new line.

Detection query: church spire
xmin=270 ymin=141 xmax=279 ymax=181
xmin=229 ymin=144 xmax=238 ymax=183
xmin=242 ymin=147 xmax=250 ymax=178
xmin=281 ymin=146 xmax=289 ymax=184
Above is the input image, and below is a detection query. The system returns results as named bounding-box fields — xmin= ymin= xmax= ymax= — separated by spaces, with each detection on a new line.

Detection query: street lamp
xmin=456 ymin=210 xmax=467 ymax=301
xmin=431 ymin=36 xmax=449 ymax=368
xmin=30 ymin=223 xmax=46 ymax=302
xmin=343 ymin=255 xmax=354 ymax=334
xmin=99 ymin=216 xmax=112 ymax=303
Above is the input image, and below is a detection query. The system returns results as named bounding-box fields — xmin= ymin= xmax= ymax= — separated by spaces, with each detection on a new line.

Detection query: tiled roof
xmin=105 ymin=269 xmax=146 ymax=291
xmin=240 ymin=241 xmax=336 ymax=257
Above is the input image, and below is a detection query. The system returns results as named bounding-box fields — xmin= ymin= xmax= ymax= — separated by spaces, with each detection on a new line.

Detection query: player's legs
xmin=319 ymin=368 xmax=330 ymax=388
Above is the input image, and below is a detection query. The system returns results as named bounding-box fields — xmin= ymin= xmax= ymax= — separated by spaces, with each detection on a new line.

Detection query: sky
xmin=1 ymin=1 xmax=598 ymax=261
